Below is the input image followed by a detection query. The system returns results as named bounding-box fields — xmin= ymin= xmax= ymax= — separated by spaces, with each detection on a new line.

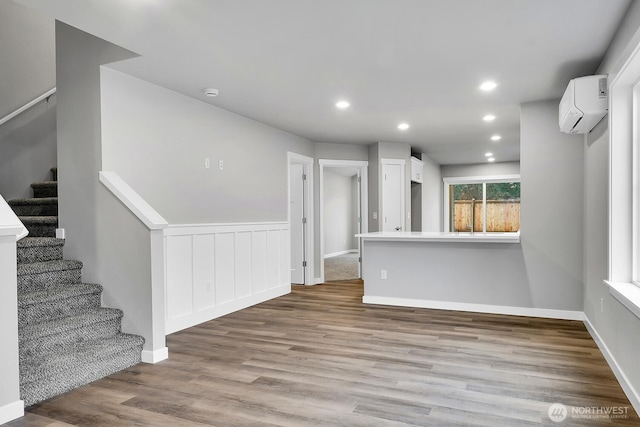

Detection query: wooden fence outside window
xmin=453 ymin=200 xmax=520 ymax=232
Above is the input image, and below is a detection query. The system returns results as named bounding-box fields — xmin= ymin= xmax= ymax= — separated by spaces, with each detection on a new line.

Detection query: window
xmin=605 ymin=41 xmax=640 ymax=320
xmin=444 ymin=175 xmax=520 ymax=233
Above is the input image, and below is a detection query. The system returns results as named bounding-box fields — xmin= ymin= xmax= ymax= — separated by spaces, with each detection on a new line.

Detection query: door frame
xmin=287 ymin=152 xmax=314 ymax=285
xmin=380 ymin=158 xmax=406 ymax=232
xmin=318 ymin=159 xmax=368 ymax=283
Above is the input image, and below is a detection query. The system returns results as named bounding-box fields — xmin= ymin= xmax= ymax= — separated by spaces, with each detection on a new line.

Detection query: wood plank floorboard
xmin=8 ymin=280 xmax=639 ymax=426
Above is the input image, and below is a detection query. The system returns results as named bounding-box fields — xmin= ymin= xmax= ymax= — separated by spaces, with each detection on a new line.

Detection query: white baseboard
xmin=314 ymin=277 xmax=324 ymax=285
xmin=583 ymin=316 xmax=640 ymax=415
xmin=166 ymin=285 xmax=290 ymax=334
xmin=362 ymin=295 xmax=585 ymax=320
xmin=141 ymin=346 xmax=169 ymax=364
xmin=0 ymin=399 xmax=24 ymax=425
xmin=323 ymin=249 xmax=358 ymax=259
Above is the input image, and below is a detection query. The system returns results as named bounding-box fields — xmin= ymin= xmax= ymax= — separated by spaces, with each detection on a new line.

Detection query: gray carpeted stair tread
xmin=17 ymin=259 xmax=82 ymax=276
xmin=18 ymin=284 xmax=103 ymax=326
xmin=31 ymin=181 xmax=58 ymax=198
xmin=20 ymin=307 xmax=123 ymax=343
xmin=9 ymin=197 xmax=58 ymax=206
xmin=20 ymin=333 xmax=143 ymax=407
xmin=30 ymin=181 xmax=57 ymax=188
xmin=19 ymin=216 xmax=58 ymax=237
xmin=19 ymin=283 xmax=102 ymax=306
xmin=18 ymin=216 xmax=58 ymax=224
xmin=12 ymin=167 xmax=145 ymax=407
xmin=17 ymin=237 xmax=63 ymax=248
xmin=9 ymin=198 xmax=58 ymax=216
xmin=17 ymin=237 xmax=64 ymax=263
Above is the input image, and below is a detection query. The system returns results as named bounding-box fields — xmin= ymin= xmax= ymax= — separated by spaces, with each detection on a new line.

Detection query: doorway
xmin=288 ymin=152 xmax=313 ymax=285
xmin=319 ymin=159 xmax=368 ymax=283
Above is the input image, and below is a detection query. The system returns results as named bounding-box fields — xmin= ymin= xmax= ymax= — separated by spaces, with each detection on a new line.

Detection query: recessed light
xmin=491 ymin=135 xmax=502 ymax=141
xmin=398 ymin=122 xmax=410 ymax=131
xmin=480 ymin=81 xmax=498 ymax=91
xmin=487 ymin=157 xmax=496 ymax=162
xmin=485 ymin=152 xmax=493 ymax=157
xmin=203 ymin=88 xmax=219 ymax=97
xmin=336 ymin=100 xmax=350 ymax=109
xmin=483 ymin=114 xmax=496 ymax=122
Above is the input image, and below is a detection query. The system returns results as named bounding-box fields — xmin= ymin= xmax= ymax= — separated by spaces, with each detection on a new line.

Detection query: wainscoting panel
xmin=165 ymin=235 xmax=193 ymax=321
xmin=164 ymin=223 xmax=290 ymax=334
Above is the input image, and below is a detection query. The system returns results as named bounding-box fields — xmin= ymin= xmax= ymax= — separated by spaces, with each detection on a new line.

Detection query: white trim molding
xmin=141 ymin=347 xmax=169 ymax=364
xmin=583 ymin=316 xmax=640 ymax=415
xmin=288 ymin=152 xmax=315 ymax=285
xmin=605 ymin=281 xmax=640 ymax=321
xmin=99 ymin=171 xmax=168 ymax=230
xmin=0 ymin=400 xmax=24 ymax=425
xmin=362 ymin=296 xmax=585 ymax=321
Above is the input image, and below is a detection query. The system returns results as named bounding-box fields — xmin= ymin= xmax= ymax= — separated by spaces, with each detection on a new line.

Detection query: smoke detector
xmin=203 ymin=88 xmax=219 ymax=97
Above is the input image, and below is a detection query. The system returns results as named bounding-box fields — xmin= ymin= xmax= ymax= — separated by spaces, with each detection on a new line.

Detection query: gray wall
xmin=363 ymin=100 xmax=584 ymax=313
xmin=368 ymin=143 xmax=379 ymax=231
xmin=323 ymin=169 xmax=357 ymax=255
xmin=314 ymin=142 xmax=368 ymax=161
xmin=411 ymin=182 xmax=421 ymax=231
xmin=54 ymin=22 xmax=163 ymax=352
xmin=101 ymin=68 xmax=314 ymax=224
xmin=368 ymin=141 xmax=412 ymax=232
xmin=0 ymin=1 xmax=56 ymax=200
xmin=421 ymin=153 xmax=442 ymax=232
xmin=583 ymin=0 xmax=640 ymax=404
xmin=363 ymin=240 xmax=532 ymax=306
xmin=441 ymin=161 xmax=520 ymax=178
xmin=520 ymin=99 xmax=584 ymax=311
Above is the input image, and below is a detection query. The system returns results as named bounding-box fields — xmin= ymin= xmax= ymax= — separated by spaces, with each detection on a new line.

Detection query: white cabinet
xmin=410 ymin=157 xmax=424 ymax=183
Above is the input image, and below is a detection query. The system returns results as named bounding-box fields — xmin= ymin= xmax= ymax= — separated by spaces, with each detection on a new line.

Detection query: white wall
xmin=0 ymin=1 xmax=56 ymax=200
xmin=323 ymin=169 xmax=357 ymax=256
xmin=421 ymin=153 xmax=442 ymax=232
xmin=101 ymin=68 xmax=314 ymax=224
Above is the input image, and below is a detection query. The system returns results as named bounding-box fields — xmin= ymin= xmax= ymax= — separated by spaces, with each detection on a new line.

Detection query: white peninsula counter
xmin=356 ymin=231 xmax=580 ymax=319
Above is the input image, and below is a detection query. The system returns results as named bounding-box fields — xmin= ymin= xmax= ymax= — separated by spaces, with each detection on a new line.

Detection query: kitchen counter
xmin=357 ymin=231 xmax=520 ymax=243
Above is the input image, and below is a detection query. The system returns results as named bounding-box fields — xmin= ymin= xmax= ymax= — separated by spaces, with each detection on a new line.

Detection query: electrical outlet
xmin=219 ymin=159 xmax=224 ymax=170
xmin=381 ymin=270 xmax=387 ymax=279
xmin=205 ymin=158 xmax=210 ymax=169
xmin=373 ymin=212 xmax=378 ymax=220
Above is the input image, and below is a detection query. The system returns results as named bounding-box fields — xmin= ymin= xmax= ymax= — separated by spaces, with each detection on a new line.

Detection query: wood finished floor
xmin=9 ymin=280 xmax=639 ymax=426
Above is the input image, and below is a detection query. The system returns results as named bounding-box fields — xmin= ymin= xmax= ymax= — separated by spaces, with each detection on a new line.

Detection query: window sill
xmin=604 ymin=281 xmax=640 ymax=321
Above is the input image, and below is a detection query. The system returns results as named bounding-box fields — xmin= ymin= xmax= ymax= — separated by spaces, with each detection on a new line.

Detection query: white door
xmin=290 ymin=164 xmax=305 ymax=284
xmin=382 ymin=161 xmax=405 ymax=232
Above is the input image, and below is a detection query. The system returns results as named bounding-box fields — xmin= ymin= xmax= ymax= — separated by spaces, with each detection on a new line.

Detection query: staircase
xmin=7 ymin=167 xmax=145 ymax=407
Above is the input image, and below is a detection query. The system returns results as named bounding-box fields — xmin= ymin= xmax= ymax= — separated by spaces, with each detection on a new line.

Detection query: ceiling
xmin=15 ymin=0 xmax=632 ymax=164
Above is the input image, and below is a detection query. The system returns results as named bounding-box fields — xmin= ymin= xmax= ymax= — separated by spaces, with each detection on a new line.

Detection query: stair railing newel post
xmin=7 ymin=167 xmax=144 ymax=407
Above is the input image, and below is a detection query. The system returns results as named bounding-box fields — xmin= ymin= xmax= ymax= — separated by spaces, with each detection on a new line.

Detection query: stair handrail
xmin=0 ymin=194 xmax=28 ymax=241
xmin=0 ymin=87 xmax=56 ymax=127
xmin=99 ymin=171 xmax=168 ymax=230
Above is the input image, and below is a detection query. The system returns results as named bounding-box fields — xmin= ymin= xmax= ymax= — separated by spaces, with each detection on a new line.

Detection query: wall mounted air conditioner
xmin=559 ymin=75 xmax=608 ymax=134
